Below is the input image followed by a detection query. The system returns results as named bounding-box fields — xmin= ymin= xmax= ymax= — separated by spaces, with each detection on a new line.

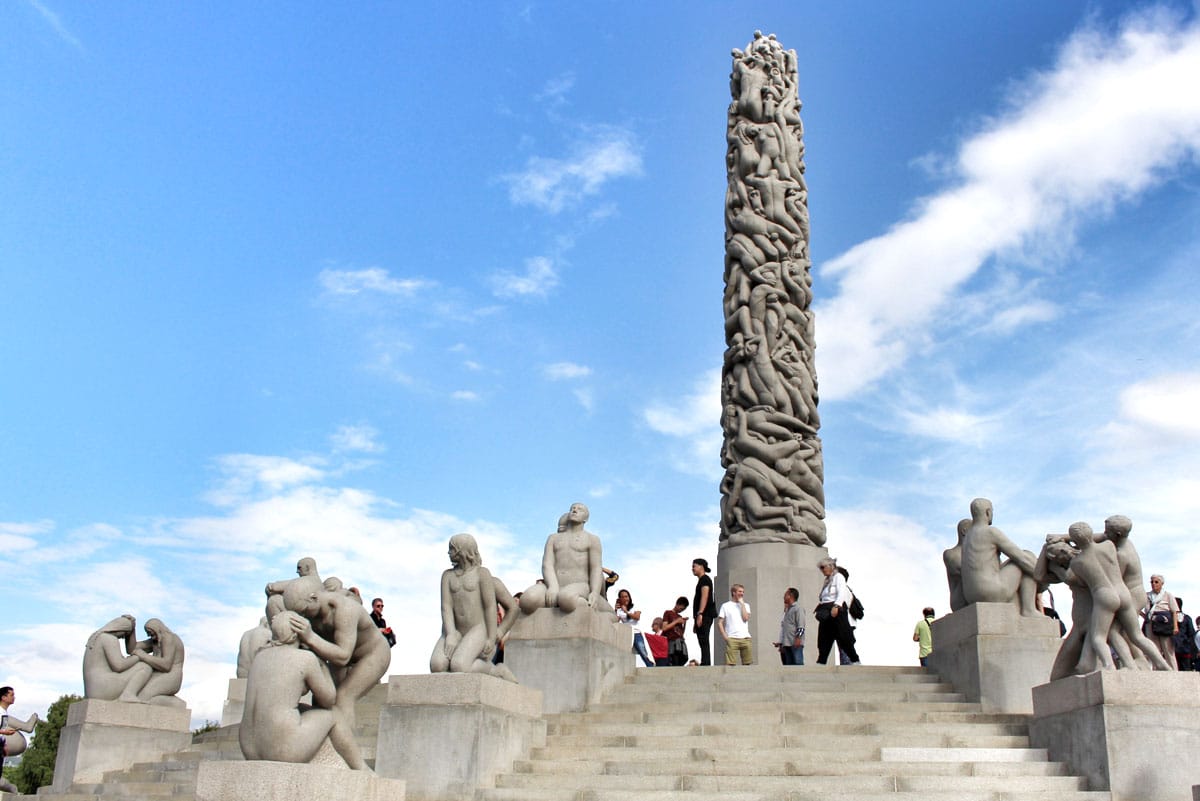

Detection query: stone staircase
xmin=10 ymin=684 xmax=388 ymax=800
xmin=479 ymin=664 xmax=1110 ymax=801
xmin=10 ymin=666 xmax=1110 ymax=800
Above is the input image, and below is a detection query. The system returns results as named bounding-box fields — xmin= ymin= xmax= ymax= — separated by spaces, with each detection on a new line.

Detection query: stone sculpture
xmin=944 ymin=518 xmax=969 ymax=612
xmin=430 ymin=533 xmax=518 ymax=682
xmin=1035 ymin=523 xmax=1172 ymax=679
xmin=282 ymin=575 xmax=390 ymax=771
xmin=239 ymin=611 xmax=352 ymax=765
xmin=720 ymin=31 xmax=825 ymax=549
xmin=0 ymin=712 xmax=38 ymax=757
xmin=519 ymin=503 xmax=613 ymax=615
xmin=265 ymin=557 xmax=321 ymax=620
xmin=960 ymin=498 xmax=1040 ymax=616
xmin=236 ymin=617 xmax=272 ymax=679
xmin=83 ymin=615 xmax=185 ymax=706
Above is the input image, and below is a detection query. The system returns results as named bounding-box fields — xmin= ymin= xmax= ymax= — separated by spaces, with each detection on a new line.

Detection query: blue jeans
xmin=633 ymin=633 xmax=654 ymax=667
xmin=780 ymin=645 xmax=804 ymax=665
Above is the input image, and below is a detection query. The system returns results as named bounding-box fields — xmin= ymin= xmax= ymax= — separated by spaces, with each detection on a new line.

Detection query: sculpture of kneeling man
xmin=519 ymin=503 xmax=612 ymax=615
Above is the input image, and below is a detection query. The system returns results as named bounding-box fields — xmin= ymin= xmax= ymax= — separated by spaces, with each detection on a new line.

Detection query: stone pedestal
xmin=52 ymin=699 xmax=192 ymax=791
xmin=504 ymin=606 xmax=632 ymax=713
xmin=1030 ymin=671 xmax=1200 ymax=801
xmin=374 ymin=673 xmax=544 ymax=801
xmin=195 ymin=761 xmax=405 ymax=801
xmin=925 ymin=602 xmax=1060 ymax=713
xmin=716 ymin=542 xmax=829 ymax=665
xmin=220 ymin=678 xmax=246 ymax=727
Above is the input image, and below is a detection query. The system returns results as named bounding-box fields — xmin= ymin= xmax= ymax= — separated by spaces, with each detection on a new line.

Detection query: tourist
xmin=692 ymin=558 xmax=716 ymax=665
xmin=370 ymin=598 xmax=396 ymax=647
xmin=647 ymin=618 xmax=670 ymax=666
xmin=913 ymin=607 xmax=935 ymax=667
xmin=661 ymin=596 xmax=689 ymax=666
xmin=815 ymin=557 xmax=859 ymax=665
xmin=774 ymin=587 xmax=804 ymax=665
xmin=717 ymin=584 xmax=753 ymax=665
xmin=614 ymin=589 xmax=654 ymax=667
xmin=1141 ymin=574 xmax=1179 ymax=669
xmin=1175 ymin=598 xmax=1197 ymax=671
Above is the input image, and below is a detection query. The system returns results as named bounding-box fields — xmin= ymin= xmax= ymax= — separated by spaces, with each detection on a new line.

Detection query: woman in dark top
xmin=692 ymin=558 xmax=716 ymax=666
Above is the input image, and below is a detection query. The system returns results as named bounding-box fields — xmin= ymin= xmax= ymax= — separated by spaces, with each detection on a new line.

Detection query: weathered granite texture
xmin=196 ymin=761 xmax=405 ymax=801
xmin=720 ymin=31 xmax=825 ymax=549
xmin=52 ymin=699 xmax=192 ymax=791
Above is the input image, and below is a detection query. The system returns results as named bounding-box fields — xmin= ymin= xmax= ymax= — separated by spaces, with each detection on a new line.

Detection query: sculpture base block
xmin=220 ymin=677 xmax=246 ymax=727
xmin=504 ymin=607 xmax=632 ymax=713
xmin=52 ymin=699 xmax=192 ymax=791
xmin=375 ymin=673 xmax=544 ymax=801
xmin=195 ymin=761 xmax=405 ymax=801
xmin=926 ymin=602 xmax=1060 ymax=713
xmin=716 ymin=542 xmax=829 ymax=665
xmin=1030 ymin=671 xmax=1200 ymax=800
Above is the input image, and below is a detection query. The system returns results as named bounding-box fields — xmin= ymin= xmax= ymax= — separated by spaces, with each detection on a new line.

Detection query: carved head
xmin=956 ymin=518 xmax=970 ymax=541
xmin=969 ymin=498 xmax=992 ymax=524
xmin=296 ymin=557 xmax=317 ymax=577
xmin=1104 ymin=515 xmax=1132 ymax=540
xmin=144 ymin=618 xmax=165 ymax=641
xmin=270 ymin=611 xmax=302 ymax=645
xmin=448 ymin=533 xmax=481 ymax=568
xmin=566 ymin=503 xmax=589 ymax=525
xmin=1066 ymin=521 xmax=1094 ymax=548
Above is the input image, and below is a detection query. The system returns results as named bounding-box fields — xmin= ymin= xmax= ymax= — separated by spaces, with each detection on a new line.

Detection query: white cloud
xmin=451 ymin=390 xmax=480 ymax=401
xmin=899 ymin=406 xmax=995 ymax=446
xmin=642 ymin=369 xmax=722 ymax=478
xmin=543 ymin=361 xmax=592 ymax=380
xmin=1114 ymin=372 xmax=1200 ymax=441
xmin=463 ymin=360 xmax=483 ymax=371
xmin=816 ymin=10 xmax=1200 ymax=400
xmin=0 ymin=519 xmax=51 ymax=551
xmin=536 ymin=72 xmax=575 ymax=106
xmin=982 ymin=299 xmax=1061 ymax=335
xmin=318 ymin=267 xmax=431 ymax=297
xmin=330 ymin=424 xmax=383 ymax=454
xmin=573 ymin=388 xmax=594 ymax=412
xmin=490 ymin=256 xmax=559 ymax=298
xmin=503 ymin=127 xmax=642 ymax=213
xmin=206 ymin=454 xmax=326 ymax=506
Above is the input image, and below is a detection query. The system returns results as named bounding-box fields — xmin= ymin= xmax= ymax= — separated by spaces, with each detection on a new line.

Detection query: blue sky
xmin=3 ymin=2 xmax=1199 ymax=724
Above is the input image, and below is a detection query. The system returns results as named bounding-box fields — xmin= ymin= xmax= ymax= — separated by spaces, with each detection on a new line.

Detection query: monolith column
xmin=716 ymin=31 xmax=829 ymax=662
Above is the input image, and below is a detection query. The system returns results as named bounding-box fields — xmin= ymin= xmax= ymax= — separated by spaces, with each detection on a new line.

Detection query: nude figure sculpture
xmin=265 ymin=557 xmax=321 ymax=620
xmin=282 ymin=575 xmax=390 ymax=771
xmin=960 ymin=498 xmax=1040 ymax=616
xmin=944 ymin=518 xmax=969 ymax=612
xmin=1036 ymin=526 xmax=1171 ymax=679
xmin=239 ymin=611 xmax=353 ymax=765
xmin=83 ymin=615 xmax=185 ymax=706
xmin=519 ymin=503 xmax=613 ymax=615
xmin=236 ymin=617 xmax=272 ymax=679
xmin=430 ymin=533 xmax=518 ymax=682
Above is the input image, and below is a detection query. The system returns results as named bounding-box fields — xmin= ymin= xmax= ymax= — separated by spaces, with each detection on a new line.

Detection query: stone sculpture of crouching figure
xmin=239 ymin=611 xmax=356 ymax=765
xmin=283 ymin=575 xmax=389 ymax=771
xmin=430 ymin=533 xmax=518 ymax=682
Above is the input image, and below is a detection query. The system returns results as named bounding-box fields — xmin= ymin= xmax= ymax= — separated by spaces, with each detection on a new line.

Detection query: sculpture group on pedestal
xmin=519 ymin=503 xmax=613 ymax=615
xmin=945 ymin=499 xmax=1176 ymax=680
xmin=82 ymin=614 xmax=185 ymax=707
xmin=720 ymin=31 xmax=825 ymax=549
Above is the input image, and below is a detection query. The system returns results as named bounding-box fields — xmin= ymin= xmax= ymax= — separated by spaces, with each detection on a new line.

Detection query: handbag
xmin=1150 ymin=610 xmax=1174 ymax=636
xmin=814 ymin=604 xmax=832 ymax=622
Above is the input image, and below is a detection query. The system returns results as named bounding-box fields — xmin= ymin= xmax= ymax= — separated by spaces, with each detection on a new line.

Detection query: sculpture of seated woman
xmin=430 ymin=533 xmax=517 ymax=682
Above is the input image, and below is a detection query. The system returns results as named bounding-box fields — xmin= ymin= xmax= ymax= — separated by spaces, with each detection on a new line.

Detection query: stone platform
xmin=195 ymin=761 xmax=405 ymax=801
xmin=926 ymin=602 xmax=1061 ymax=713
xmin=1031 ymin=670 xmax=1200 ymax=801
xmin=51 ymin=699 xmax=192 ymax=792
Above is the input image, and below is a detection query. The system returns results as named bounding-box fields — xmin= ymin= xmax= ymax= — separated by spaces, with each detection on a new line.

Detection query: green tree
xmin=8 ymin=693 xmax=81 ymax=794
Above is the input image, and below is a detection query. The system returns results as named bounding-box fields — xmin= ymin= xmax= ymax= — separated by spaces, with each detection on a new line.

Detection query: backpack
xmin=848 ymin=590 xmax=865 ymax=620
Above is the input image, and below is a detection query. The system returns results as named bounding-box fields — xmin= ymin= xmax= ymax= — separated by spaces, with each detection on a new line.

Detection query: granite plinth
xmin=375 ymin=673 xmax=544 ymax=801
xmin=195 ymin=760 xmax=405 ymax=801
xmin=504 ymin=606 xmax=631 ymax=713
xmin=1030 ymin=670 xmax=1200 ymax=801
xmin=220 ymin=677 xmax=246 ymax=727
xmin=52 ymin=699 xmax=192 ymax=791
xmin=716 ymin=542 xmax=829 ymax=665
xmin=925 ymin=602 xmax=1060 ymax=713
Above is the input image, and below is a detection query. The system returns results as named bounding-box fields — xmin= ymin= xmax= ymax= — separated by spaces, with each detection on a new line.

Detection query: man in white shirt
xmin=717 ymin=584 xmax=753 ymax=665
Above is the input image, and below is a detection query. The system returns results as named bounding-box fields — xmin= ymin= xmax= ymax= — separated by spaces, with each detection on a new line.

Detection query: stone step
xmin=530 ymin=733 xmax=1036 ymax=762
xmin=478 ymin=790 xmax=1112 ymax=801
xmin=492 ymin=772 xmax=1090 ymax=793
xmin=545 ymin=720 xmax=1030 ymax=738
xmin=556 ymin=702 xmax=980 ymax=725
xmin=511 ymin=756 xmax=1068 ymax=777
xmin=69 ymin=782 xmax=188 ymax=796
xmin=592 ymin=691 xmax=969 ymax=709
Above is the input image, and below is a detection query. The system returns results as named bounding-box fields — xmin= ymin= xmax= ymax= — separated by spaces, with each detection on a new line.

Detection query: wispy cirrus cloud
xmin=816 ymin=9 xmax=1200 ymax=400
xmin=642 ymin=369 xmax=722 ymax=478
xmin=330 ymin=424 xmax=384 ymax=454
xmin=27 ymin=0 xmax=83 ymax=50
xmin=543 ymin=361 xmax=592 ymax=380
xmin=503 ymin=127 xmax=642 ymax=214
xmin=319 ymin=267 xmax=432 ymax=297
